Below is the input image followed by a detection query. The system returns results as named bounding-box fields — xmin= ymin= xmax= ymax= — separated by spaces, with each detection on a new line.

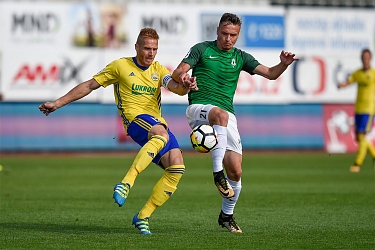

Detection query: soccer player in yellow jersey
xmin=39 ymin=28 xmax=197 ymax=234
xmin=338 ymin=48 xmax=375 ymax=173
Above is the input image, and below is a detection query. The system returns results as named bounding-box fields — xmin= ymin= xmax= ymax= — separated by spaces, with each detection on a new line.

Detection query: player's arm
xmin=172 ymin=62 xmax=191 ymax=83
xmin=165 ymin=74 xmax=197 ymax=96
xmin=171 ymin=62 xmax=198 ymax=93
xmin=39 ymin=78 xmax=101 ymax=116
xmin=337 ymin=80 xmax=351 ymax=89
xmin=253 ymin=50 xmax=299 ymax=80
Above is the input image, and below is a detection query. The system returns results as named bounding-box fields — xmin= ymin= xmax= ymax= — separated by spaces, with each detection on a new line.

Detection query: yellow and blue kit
xmin=348 ymin=68 xmax=375 ymax=133
xmin=93 ymin=57 xmax=180 ymax=165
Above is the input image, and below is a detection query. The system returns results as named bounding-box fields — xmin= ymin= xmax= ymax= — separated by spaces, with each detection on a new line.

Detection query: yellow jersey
xmin=348 ymin=68 xmax=375 ymax=114
xmin=93 ymin=57 xmax=172 ymax=131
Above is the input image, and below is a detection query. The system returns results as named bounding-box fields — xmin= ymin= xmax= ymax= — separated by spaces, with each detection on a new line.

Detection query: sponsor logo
xmin=164 ymin=190 xmax=173 ymax=196
xmin=132 ymin=84 xmax=157 ymax=96
xmin=12 ymin=12 xmax=60 ymax=34
xmin=209 ymin=55 xmax=217 ymax=59
xmin=201 ymin=14 xmax=223 ymax=41
xmin=12 ymin=58 xmax=87 ymax=88
xmin=147 ymin=152 xmax=155 ymax=158
xmin=217 ymin=188 xmax=231 ymax=197
xmin=142 ymin=16 xmax=187 ymax=35
xmin=292 ymin=56 xmax=326 ymax=95
xmin=129 ymin=72 xmax=135 ymax=76
xmin=243 ymin=15 xmax=284 ymax=48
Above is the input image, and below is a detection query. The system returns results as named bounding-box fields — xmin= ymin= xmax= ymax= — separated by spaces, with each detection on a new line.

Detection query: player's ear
xmin=216 ymin=27 xmax=219 ymax=36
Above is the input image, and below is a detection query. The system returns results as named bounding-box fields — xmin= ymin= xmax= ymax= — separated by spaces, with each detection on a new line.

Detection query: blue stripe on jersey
xmin=115 ymin=83 xmax=130 ymax=127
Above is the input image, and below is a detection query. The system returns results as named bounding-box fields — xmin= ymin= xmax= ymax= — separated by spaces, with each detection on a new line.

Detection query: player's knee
xmin=149 ymin=124 xmax=170 ymax=142
xmin=209 ymin=108 xmax=229 ymax=126
xmin=149 ymin=135 xmax=168 ymax=150
xmin=227 ymin=168 xmax=242 ymax=182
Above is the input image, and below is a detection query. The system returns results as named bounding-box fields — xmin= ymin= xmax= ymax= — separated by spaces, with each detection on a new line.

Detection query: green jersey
xmin=182 ymin=41 xmax=260 ymax=114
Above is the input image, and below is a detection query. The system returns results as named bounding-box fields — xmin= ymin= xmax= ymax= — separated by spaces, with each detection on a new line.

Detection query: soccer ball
xmin=190 ymin=124 xmax=218 ymax=153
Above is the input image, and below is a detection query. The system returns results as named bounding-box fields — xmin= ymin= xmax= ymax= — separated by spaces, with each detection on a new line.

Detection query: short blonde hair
xmin=136 ymin=28 xmax=159 ymax=44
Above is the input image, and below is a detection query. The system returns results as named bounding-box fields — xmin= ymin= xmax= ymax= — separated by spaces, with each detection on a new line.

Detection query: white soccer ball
xmin=190 ymin=124 xmax=218 ymax=153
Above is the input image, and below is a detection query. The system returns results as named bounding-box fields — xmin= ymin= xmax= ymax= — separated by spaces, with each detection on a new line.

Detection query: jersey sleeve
xmin=93 ymin=60 xmax=120 ymax=87
xmin=241 ymin=51 xmax=260 ymax=75
xmin=347 ymin=70 xmax=358 ymax=84
xmin=181 ymin=42 xmax=206 ymax=68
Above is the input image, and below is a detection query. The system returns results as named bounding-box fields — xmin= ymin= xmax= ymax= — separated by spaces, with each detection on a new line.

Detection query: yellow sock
xmin=355 ymin=134 xmax=367 ymax=166
xmin=366 ymin=140 xmax=375 ymax=159
xmin=138 ymin=165 xmax=185 ymax=219
xmin=122 ymin=135 xmax=167 ymax=187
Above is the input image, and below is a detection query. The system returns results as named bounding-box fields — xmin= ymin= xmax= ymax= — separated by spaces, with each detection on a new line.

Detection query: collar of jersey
xmin=132 ymin=57 xmax=150 ymax=71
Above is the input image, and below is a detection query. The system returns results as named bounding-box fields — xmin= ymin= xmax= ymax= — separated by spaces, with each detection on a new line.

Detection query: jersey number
xmin=199 ymin=110 xmax=207 ymax=119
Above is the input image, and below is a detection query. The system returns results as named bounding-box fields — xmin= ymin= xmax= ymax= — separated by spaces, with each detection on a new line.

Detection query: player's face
xmin=361 ymin=51 xmax=372 ymax=70
xmin=216 ymin=23 xmax=240 ymax=52
xmin=135 ymin=37 xmax=158 ymax=67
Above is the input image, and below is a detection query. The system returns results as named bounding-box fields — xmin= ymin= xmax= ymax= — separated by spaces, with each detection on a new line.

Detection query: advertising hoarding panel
xmin=323 ymin=104 xmax=375 ymax=153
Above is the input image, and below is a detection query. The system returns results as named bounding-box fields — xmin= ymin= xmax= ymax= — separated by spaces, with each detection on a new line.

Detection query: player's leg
xmin=365 ymin=116 xmax=375 ymax=167
xmin=186 ymin=104 xmax=234 ymax=198
xmin=351 ymin=114 xmax=372 ymax=172
xmin=134 ymin=132 xmax=185 ymax=234
xmin=353 ymin=132 xmax=367 ymax=172
xmin=218 ymin=113 xmax=243 ymax=233
xmin=113 ymin=115 xmax=168 ymax=206
xmin=209 ymin=108 xmax=236 ymax=198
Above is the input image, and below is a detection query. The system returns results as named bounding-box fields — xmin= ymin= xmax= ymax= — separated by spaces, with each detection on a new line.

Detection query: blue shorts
xmin=355 ymin=114 xmax=374 ymax=133
xmin=127 ymin=114 xmax=180 ymax=167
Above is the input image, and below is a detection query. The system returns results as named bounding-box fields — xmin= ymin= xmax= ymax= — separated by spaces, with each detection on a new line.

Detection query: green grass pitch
xmin=0 ymin=151 xmax=374 ymax=249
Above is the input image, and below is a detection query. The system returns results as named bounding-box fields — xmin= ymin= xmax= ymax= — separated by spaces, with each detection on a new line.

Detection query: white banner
xmin=286 ymin=7 xmax=375 ymax=55
xmin=0 ymin=2 xmax=70 ymax=49
xmin=1 ymin=48 xmax=103 ymax=102
xmin=0 ymin=2 xmax=374 ymax=104
xmin=284 ymin=7 xmax=375 ymax=103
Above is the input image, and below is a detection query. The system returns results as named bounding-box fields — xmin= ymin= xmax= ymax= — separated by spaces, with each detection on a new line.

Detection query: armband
xmin=162 ymin=74 xmax=172 ymax=90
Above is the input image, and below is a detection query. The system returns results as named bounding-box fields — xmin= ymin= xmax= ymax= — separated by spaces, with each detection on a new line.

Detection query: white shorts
xmin=186 ymin=104 xmax=242 ymax=154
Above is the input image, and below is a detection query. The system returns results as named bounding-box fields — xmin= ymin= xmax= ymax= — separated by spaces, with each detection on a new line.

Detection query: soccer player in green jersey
xmin=39 ymin=28 xmax=197 ymax=234
xmin=338 ymin=48 xmax=375 ymax=173
xmin=172 ymin=13 xmax=298 ymax=233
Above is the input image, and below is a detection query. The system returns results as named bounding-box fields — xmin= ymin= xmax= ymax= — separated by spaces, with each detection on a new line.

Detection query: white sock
xmin=222 ymin=178 xmax=242 ymax=215
xmin=212 ymin=125 xmax=227 ymax=173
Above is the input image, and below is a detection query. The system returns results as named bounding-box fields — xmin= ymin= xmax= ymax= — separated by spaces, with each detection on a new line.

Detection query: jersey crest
xmin=231 ymin=58 xmax=236 ymax=68
xmin=151 ymin=72 xmax=159 ymax=81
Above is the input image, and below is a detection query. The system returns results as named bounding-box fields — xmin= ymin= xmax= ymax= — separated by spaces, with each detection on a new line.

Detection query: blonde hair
xmin=136 ymin=28 xmax=159 ymax=44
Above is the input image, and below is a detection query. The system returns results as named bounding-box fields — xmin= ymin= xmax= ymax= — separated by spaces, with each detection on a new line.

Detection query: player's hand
xmin=39 ymin=102 xmax=57 ymax=116
xmin=280 ymin=50 xmax=299 ymax=66
xmin=179 ymin=73 xmax=198 ymax=91
xmin=186 ymin=76 xmax=198 ymax=91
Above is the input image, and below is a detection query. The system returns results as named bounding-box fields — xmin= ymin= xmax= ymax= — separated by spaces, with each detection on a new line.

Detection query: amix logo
xmin=131 ymin=84 xmax=157 ymax=96
xmin=12 ymin=58 xmax=87 ymax=86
